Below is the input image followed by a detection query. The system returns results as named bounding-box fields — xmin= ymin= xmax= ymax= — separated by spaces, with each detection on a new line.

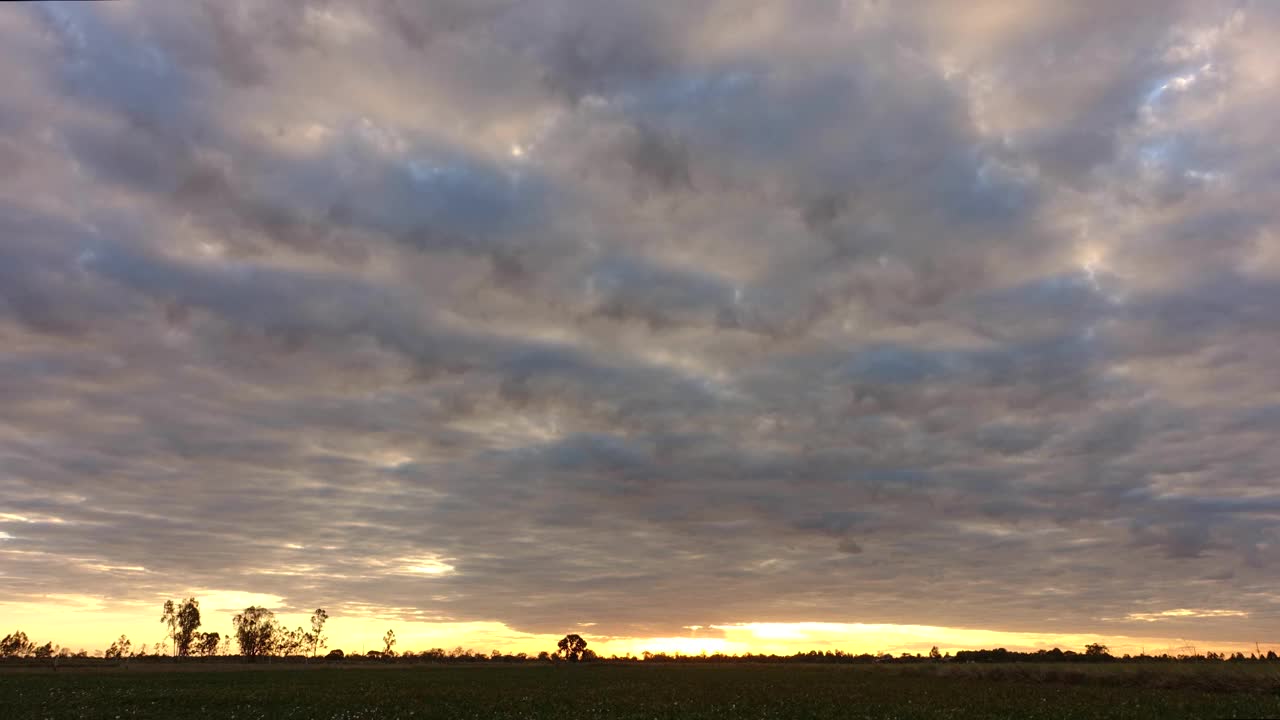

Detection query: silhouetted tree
xmin=1084 ymin=643 xmax=1111 ymax=659
xmin=309 ymin=608 xmax=329 ymax=657
xmin=175 ymin=598 xmax=202 ymax=657
xmin=194 ymin=632 xmax=220 ymax=657
xmin=33 ymin=642 xmax=54 ymax=658
xmin=383 ymin=629 xmax=397 ymax=657
xmin=233 ymin=606 xmax=279 ymax=660
xmin=930 ymin=646 xmax=942 ymax=661
xmin=0 ymin=631 xmax=35 ymax=658
xmin=557 ymin=634 xmax=588 ymax=662
xmin=105 ymin=635 xmax=132 ymax=659
xmin=160 ymin=600 xmax=178 ymax=657
xmin=277 ymin=626 xmax=307 ymax=657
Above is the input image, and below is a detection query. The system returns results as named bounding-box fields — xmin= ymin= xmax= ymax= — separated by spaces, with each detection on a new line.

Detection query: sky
xmin=1 ymin=0 xmax=1279 ymax=659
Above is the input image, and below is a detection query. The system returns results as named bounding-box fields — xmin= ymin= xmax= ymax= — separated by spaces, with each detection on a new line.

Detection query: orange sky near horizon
xmin=1 ymin=595 xmax=1270 ymax=660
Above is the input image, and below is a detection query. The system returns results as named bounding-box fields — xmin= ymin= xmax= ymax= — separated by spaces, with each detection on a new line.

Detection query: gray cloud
xmin=2 ymin=0 xmax=1279 ymax=646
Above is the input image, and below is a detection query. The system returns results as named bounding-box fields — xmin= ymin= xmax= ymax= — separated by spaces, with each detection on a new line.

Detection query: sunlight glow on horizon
xmin=0 ymin=596 xmax=1271 ymax=659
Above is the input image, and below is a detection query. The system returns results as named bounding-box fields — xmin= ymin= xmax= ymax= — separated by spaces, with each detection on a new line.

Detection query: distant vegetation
xmin=1 ymin=596 xmax=1277 ymax=666
xmin=7 ymin=603 xmax=1280 ymax=720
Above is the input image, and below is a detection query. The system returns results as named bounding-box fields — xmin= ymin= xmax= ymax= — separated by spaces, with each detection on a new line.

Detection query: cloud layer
xmin=2 ymin=1 xmax=1279 ymax=646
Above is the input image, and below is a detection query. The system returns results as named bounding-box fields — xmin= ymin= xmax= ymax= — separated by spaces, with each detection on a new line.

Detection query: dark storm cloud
xmin=2 ymin=0 xmax=1279 ymax=645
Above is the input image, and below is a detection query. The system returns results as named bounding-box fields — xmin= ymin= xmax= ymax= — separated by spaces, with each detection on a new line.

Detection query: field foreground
xmin=3 ymin=663 xmax=1280 ymax=719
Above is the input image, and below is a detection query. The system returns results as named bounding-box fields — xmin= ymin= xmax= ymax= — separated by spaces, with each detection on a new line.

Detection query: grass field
xmin=3 ymin=663 xmax=1280 ymax=719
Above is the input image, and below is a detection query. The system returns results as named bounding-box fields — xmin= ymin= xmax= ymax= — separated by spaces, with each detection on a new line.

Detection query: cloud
xmin=2 ymin=0 xmax=1279 ymax=650
xmin=1120 ymin=608 xmax=1248 ymax=623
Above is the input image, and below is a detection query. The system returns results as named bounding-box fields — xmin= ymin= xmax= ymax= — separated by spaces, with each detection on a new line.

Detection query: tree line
xmin=0 ymin=599 xmax=330 ymax=661
xmin=615 ymin=645 xmax=1280 ymax=664
xmin=3 ymin=609 xmax=1279 ymax=665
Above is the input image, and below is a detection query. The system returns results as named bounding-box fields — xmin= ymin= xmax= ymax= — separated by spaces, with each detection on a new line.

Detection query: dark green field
xmin=3 ymin=663 xmax=1280 ymax=719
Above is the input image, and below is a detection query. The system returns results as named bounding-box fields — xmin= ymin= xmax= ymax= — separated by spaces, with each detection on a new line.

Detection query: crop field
xmin=3 ymin=663 xmax=1280 ymax=719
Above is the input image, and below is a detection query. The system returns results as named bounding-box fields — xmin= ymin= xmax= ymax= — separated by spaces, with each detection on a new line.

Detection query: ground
xmin=2 ymin=663 xmax=1279 ymax=719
